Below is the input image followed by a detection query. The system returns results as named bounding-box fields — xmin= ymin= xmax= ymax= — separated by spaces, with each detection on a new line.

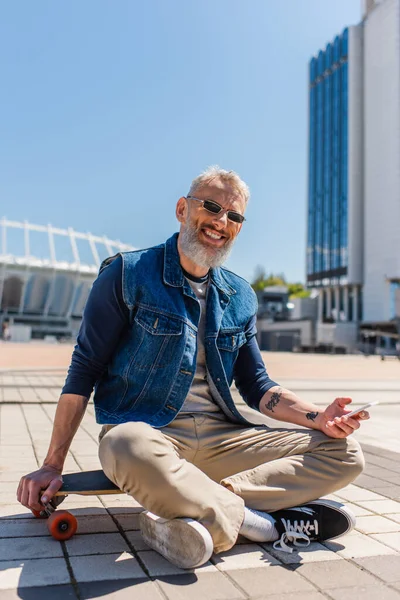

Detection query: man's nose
xmin=212 ymin=210 xmax=228 ymax=227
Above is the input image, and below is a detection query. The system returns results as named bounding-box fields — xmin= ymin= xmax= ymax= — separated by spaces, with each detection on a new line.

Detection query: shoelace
xmin=273 ymin=512 xmax=319 ymax=554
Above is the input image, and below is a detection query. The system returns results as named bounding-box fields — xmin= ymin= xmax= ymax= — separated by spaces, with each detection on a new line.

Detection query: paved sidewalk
xmin=1 ymin=364 xmax=400 ymax=598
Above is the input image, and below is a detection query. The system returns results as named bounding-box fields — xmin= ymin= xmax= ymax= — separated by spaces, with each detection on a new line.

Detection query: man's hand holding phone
xmin=317 ymin=397 xmax=376 ymax=439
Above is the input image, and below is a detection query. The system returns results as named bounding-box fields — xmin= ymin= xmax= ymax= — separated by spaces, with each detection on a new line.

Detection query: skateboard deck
xmin=35 ymin=469 xmax=125 ymax=541
xmin=55 ymin=469 xmax=121 ymax=496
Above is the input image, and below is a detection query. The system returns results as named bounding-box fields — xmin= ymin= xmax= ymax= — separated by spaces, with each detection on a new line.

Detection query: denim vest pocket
xmin=131 ymin=308 xmax=183 ymax=370
xmin=112 ymin=308 xmax=184 ymax=415
xmin=216 ymin=330 xmax=247 ymax=352
xmin=216 ymin=329 xmax=247 ymax=384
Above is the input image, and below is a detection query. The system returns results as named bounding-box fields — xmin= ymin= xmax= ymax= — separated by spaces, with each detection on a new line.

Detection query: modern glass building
xmin=307 ymin=0 xmax=400 ymax=352
xmin=306 ymin=24 xmax=364 ymax=350
xmin=307 ymin=30 xmax=349 ymax=284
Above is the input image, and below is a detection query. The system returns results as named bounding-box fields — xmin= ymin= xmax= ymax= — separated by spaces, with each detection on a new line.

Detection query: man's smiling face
xmin=176 ymin=179 xmax=246 ymax=275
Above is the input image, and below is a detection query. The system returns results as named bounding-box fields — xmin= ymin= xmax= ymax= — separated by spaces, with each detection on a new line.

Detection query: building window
xmin=348 ymin=287 xmax=354 ymax=322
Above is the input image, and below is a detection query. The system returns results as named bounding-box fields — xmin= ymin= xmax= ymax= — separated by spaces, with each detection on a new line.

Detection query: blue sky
xmin=1 ymin=0 xmax=360 ymax=283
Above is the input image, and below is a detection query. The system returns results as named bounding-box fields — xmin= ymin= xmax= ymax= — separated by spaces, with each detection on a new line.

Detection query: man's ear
xmin=176 ymin=196 xmax=188 ymax=224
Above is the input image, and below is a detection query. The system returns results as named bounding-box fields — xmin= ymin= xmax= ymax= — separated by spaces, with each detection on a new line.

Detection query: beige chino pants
xmin=98 ymin=413 xmax=364 ymax=553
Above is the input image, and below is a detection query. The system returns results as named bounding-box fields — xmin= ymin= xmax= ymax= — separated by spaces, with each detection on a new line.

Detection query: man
xmin=18 ymin=166 xmax=366 ymax=569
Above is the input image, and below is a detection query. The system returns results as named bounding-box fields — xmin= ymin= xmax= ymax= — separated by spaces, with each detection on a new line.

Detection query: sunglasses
xmin=186 ymin=196 xmax=246 ymax=224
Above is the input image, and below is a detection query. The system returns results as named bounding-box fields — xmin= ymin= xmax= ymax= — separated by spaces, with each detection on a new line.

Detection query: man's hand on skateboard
xmin=17 ymin=466 xmax=63 ymax=511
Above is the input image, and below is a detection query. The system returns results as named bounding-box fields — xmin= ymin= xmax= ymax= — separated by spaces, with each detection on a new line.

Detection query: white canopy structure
xmin=0 ymin=218 xmax=134 ymax=339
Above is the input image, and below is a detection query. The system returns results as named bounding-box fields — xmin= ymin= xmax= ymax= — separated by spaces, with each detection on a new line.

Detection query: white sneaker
xmin=139 ymin=511 xmax=214 ymax=569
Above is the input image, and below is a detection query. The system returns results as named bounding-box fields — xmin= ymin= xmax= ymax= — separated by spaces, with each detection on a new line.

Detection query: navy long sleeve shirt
xmin=62 ymin=255 xmax=279 ymax=410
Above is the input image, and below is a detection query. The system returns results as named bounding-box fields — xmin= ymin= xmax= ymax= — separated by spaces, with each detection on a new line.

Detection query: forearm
xmin=259 ymin=385 xmax=322 ymax=429
xmin=43 ymin=394 xmax=89 ymax=471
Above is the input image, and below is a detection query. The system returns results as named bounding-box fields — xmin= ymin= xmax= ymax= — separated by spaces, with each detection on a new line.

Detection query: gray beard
xmin=179 ymin=224 xmax=234 ymax=269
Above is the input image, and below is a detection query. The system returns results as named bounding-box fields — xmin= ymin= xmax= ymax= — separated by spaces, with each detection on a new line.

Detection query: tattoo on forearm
xmin=306 ymin=411 xmax=319 ymax=422
xmin=265 ymin=389 xmax=282 ymax=412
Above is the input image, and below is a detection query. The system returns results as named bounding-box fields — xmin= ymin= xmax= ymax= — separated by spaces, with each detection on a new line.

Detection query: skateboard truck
xmin=36 ymin=495 xmax=66 ymax=518
xmin=32 ymin=470 xmax=121 ymax=541
xmin=33 ymin=494 xmax=78 ymax=540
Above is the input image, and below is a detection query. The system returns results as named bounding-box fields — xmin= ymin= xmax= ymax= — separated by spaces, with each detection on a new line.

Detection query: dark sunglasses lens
xmin=203 ymin=200 xmax=222 ymax=214
xmin=228 ymin=212 xmax=244 ymax=223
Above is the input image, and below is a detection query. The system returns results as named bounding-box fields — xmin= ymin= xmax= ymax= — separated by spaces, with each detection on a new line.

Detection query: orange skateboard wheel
xmin=47 ymin=510 xmax=78 ymax=541
xmin=31 ymin=509 xmax=45 ymax=518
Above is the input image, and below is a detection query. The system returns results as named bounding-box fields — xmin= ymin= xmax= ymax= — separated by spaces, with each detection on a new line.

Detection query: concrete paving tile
xmin=326 ymin=584 xmax=400 ymax=600
xmin=0 ymin=493 xmax=26 ymax=504
xmin=0 ymin=536 xmax=63 ymax=560
xmin=388 ymin=514 xmax=400 ymax=524
xmin=335 ymin=488 xmax=387 ymax=502
xmin=365 ymin=458 xmax=400 ymax=474
xmin=264 ymin=541 xmax=342 ymax=564
xmin=226 ymin=565 xmax=315 ymax=596
xmin=0 ymin=473 xmax=29 ymax=483
xmin=18 ymin=389 xmax=40 ymax=402
xmin=0 ymin=558 xmax=70 ymax=589
xmin=107 ymin=506 xmax=144 ymax=516
xmin=354 ymin=555 xmax=400 ymax=583
xmin=256 ymin=594 xmax=327 ymax=600
xmin=35 ymin=388 xmax=58 ymax=401
xmin=371 ymin=532 xmax=400 ymax=552
xmin=61 ymin=496 xmax=104 ymax=509
xmin=0 ymin=440 xmax=32 ymax=447
xmin=113 ymin=514 xmax=141 ymax=531
xmin=2 ymin=390 xmax=22 ymax=401
xmin=1 ymin=460 xmax=38 ymax=472
xmin=72 ymin=514 xmax=118 ymax=535
xmin=68 ymin=506 xmax=109 ymax=517
xmin=358 ymin=500 xmax=400 ymax=514
xmin=79 ymin=579 xmax=163 ymax=600
xmin=324 ymin=531 xmax=397 ymax=558
xmin=0 ymin=447 xmax=36 ymax=458
xmin=0 ymin=505 xmax=34 ymax=518
xmin=74 ymin=460 xmax=102 ymax=471
xmin=98 ymin=496 xmax=142 ymax=510
xmin=137 ymin=550 xmax=216 ymax=576
xmin=69 ymin=552 xmax=146 ymax=582
xmin=370 ymin=486 xmax=400 ymax=499
xmin=0 ymin=482 xmax=21 ymax=492
xmin=65 ymin=532 xmax=130 ymax=556
xmin=0 ymin=463 xmax=38 ymax=476
xmin=69 ymin=440 xmax=99 ymax=453
xmin=0 ymin=584 xmax=77 ymax=599
xmin=295 ymin=559 xmax=380 ymax=589
xmin=363 ymin=467 xmax=398 ymax=480
xmin=126 ymin=530 xmax=150 ymax=551
xmin=212 ymin=544 xmax=279 ymax=571
xmin=157 ymin=571 xmax=246 ymax=600
xmin=0 ymin=517 xmax=51 ymax=538
xmin=344 ymin=502 xmax=373 ymax=517
xmin=354 ymin=474 xmax=388 ymax=487
xmin=356 ymin=515 xmax=400 ymax=534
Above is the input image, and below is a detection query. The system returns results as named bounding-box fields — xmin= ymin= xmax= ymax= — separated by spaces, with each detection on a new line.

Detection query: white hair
xmin=188 ymin=165 xmax=250 ymax=204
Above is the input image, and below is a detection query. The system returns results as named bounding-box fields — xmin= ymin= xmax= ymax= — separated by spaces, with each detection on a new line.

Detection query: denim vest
xmin=93 ymin=233 xmax=258 ymax=427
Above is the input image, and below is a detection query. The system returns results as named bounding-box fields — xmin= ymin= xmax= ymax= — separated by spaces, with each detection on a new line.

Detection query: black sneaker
xmin=271 ymin=499 xmax=356 ymax=553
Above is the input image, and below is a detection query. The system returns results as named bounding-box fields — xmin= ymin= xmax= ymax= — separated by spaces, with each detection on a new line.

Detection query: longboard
xmin=56 ymin=469 xmax=121 ymax=496
xmin=34 ymin=470 xmax=124 ymax=540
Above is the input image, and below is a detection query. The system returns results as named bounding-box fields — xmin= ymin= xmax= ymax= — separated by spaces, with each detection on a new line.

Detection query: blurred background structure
xmin=0 ymin=218 xmax=133 ymax=341
xmin=259 ymin=0 xmax=400 ymax=356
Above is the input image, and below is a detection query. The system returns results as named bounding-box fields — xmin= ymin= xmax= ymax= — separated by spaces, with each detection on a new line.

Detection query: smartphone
xmin=345 ymin=400 xmax=380 ymax=418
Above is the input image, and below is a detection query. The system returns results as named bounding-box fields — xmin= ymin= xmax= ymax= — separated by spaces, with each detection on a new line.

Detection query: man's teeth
xmin=204 ymin=230 xmax=222 ymax=240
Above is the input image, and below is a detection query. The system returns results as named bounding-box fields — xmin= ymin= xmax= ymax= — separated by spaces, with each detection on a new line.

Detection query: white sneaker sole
xmin=308 ymin=499 xmax=356 ymax=539
xmin=139 ymin=511 xmax=214 ymax=569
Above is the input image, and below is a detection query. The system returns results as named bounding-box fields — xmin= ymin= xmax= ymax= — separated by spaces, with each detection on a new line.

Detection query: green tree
xmin=251 ymin=268 xmax=310 ymax=299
